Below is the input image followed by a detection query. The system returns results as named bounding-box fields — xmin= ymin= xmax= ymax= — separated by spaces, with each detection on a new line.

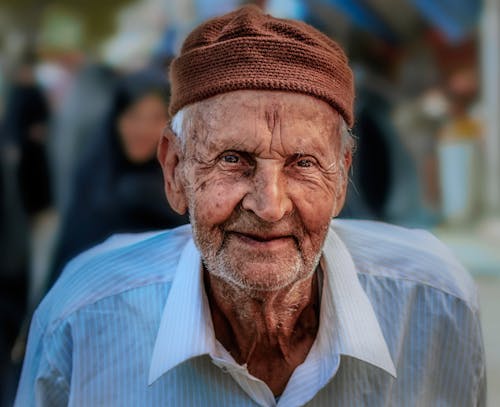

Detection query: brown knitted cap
xmin=169 ymin=5 xmax=354 ymax=127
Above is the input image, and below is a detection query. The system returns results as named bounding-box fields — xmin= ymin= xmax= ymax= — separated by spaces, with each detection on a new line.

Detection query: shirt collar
xmin=148 ymin=225 xmax=396 ymax=385
xmin=319 ymin=224 xmax=397 ymax=377
xmin=148 ymin=238 xmax=215 ymax=385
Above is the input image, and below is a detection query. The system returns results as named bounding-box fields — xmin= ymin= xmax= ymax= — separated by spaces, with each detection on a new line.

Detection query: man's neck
xmin=204 ymin=269 xmax=320 ymax=395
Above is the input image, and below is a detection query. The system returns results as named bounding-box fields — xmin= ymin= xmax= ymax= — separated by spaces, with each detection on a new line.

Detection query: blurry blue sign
xmin=311 ymin=0 xmax=480 ymax=43
xmin=317 ymin=0 xmax=397 ymax=42
xmin=266 ymin=0 xmax=307 ymax=19
xmin=194 ymin=0 xmax=240 ymax=20
xmin=409 ymin=0 xmax=481 ymax=42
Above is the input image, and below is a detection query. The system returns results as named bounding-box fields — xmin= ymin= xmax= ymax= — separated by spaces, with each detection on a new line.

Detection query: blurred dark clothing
xmin=0 ymin=76 xmax=47 ymax=381
xmin=0 ymin=78 xmax=40 ymax=407
xmin=340 ymin=69 xmax=420 ymax=225
xmin=0 ymin=145 xmax=29 ymax=280
xmin=3 ymin=81 xmax=52 ymax=215
xmin=49 ymin=70 xmax=188 ymax=286
xmin=341 ymin=85 xmax=392 ymax=219
xmin=0 ymin=147 xmax=28 ymax=400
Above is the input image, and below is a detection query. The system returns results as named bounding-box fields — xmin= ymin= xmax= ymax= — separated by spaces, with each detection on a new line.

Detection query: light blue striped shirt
xmin=16 ymin=220 xmax=486 ymax=406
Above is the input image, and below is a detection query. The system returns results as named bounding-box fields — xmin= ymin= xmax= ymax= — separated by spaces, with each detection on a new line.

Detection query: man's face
xmin=163 ymin=90 xmax=350 ymax=291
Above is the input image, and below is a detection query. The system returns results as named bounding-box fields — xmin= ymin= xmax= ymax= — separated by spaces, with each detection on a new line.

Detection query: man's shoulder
xmin=37 ymin=224 xmax=193 ymax=330
xmin=331 ymin=219 xmax=478 ymax=309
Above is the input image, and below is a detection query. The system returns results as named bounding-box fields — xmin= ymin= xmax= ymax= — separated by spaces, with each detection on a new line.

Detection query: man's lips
xmin=233 ymin=231 xmax=290 ymax=241
xmin=228 ymin=231 xmax=296 ymax=249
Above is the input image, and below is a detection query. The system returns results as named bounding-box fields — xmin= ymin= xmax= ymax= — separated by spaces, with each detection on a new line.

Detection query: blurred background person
xmin=437 ymin=67 xmax=482 ymax=225
xmin=339 ymin=36 xmax=421 ymax=225
xmin=48 ymin=63 xmax=118 ymax=216
xmin=0 ymin=51 xmax=51 ymax=406
xmin=3 ymin=53 xmax=52 ymax=218
xmin=48 ymin=69 xmax=188 ymax=286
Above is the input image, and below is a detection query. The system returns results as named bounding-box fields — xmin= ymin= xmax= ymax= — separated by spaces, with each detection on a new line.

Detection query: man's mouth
xmin=234 ymin=232 xmax=288 ymax=241
xmin=228 ymin=231 xmax=297 ymax=249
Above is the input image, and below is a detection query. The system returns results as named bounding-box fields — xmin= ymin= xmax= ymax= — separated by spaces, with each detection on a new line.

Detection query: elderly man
xmin=16 ymin=6 xmax=485 ymax=407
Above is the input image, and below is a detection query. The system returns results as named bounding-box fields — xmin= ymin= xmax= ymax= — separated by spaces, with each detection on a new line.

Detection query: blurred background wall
xmin=1 ymin=0 xmax=499 ymax=405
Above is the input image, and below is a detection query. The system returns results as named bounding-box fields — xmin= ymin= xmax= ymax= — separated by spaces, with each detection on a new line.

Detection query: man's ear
xmin=157 ymin=128 xmax=188 ymax=215
xmin=332 ymin=149 xmax=353 ymax=217
xmin=343 ymin=149 xmax=352 ymax=176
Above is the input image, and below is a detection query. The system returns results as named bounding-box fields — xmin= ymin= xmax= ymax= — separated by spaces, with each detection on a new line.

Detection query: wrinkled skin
xmin=158 ymin=90 xmax=351 ymax=395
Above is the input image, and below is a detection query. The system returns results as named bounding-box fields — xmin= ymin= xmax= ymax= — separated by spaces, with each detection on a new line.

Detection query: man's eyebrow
xmin=203 ymin=137 xmax=252 ymax=150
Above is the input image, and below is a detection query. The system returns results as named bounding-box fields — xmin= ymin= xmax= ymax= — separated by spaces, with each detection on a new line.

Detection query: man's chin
xmin=209 ymin=259 xmax=306 ymax=292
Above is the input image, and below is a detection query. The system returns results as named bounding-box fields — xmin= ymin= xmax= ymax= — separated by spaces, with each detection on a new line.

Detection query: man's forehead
xmin=190 ymin=90 xmax=340 ymax=128
xmin=181 ymin=90 xmax=341 ymax=155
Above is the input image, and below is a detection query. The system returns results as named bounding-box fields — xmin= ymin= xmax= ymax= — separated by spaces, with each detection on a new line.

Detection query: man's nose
xmin=241 ymin=162 xmax=293 ymax=222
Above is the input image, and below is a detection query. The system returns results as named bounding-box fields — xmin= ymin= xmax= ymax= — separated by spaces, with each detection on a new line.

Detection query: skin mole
xmin=243 ymin=168 xmax=253 ymax=178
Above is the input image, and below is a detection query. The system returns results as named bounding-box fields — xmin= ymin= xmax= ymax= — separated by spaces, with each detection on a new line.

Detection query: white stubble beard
xmin=189 ymin=201 xmax=326 ymax=293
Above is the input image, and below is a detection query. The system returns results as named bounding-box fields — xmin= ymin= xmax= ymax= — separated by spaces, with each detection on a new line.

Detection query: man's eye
xmin=220 ymin=153 xmax=241 ymax=164
xmin=296 ymin=158 xmax=314 ymax=168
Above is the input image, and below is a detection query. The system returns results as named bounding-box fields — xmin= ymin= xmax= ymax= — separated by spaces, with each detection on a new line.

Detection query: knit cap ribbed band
xmin=169 ymin=5 xmax=354 ymax=127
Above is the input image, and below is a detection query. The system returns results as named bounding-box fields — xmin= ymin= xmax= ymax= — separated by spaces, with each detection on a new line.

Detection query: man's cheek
xmin=194 ymin=188 xmax=238 ymax=224
xmin=301 ymin=191 xmax=335 ymax=221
